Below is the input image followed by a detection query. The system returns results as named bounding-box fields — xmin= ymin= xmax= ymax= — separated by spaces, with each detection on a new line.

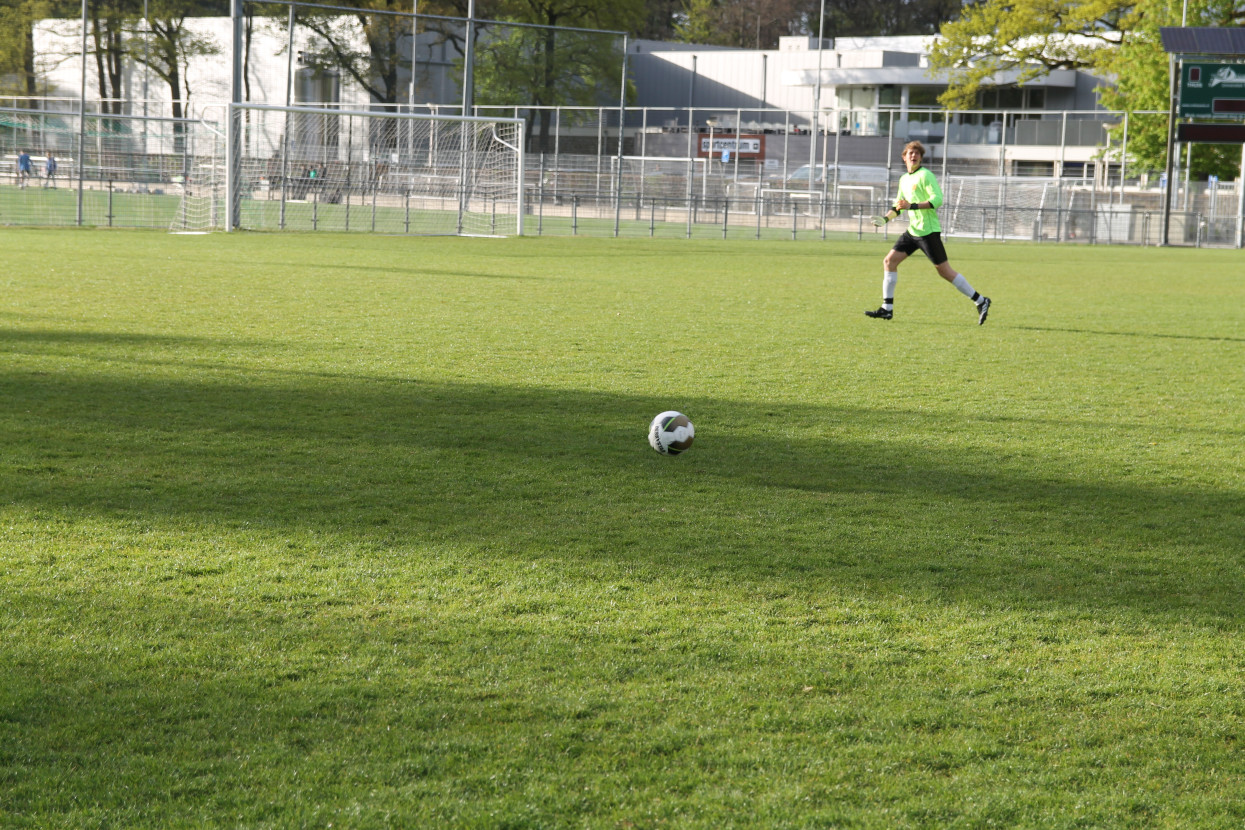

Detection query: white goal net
xmin=185 ymin=104 xmax=524 ymax=235
xmin=170 ymin=117 xmax=226 ymax=233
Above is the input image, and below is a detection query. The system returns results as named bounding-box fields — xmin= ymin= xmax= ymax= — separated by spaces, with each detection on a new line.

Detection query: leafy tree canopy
xmin=470 ymin=0 xmax=642 ymax=149
xmin=930 ymin=0 xmax=1245 ymax=174
xmin=797 ymin=0 xmax=963 ymax=39
xmin=929 ymin=0 xmax=1133 ymax=110
xmin=675 ymin=0 xmax=803 ymax=48
xmin=0 ymin=1 xmax=52 ymax=95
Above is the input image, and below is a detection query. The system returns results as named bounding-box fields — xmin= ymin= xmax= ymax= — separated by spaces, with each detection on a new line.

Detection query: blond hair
xmin=903 ymin=140 xmax=927 ymax=159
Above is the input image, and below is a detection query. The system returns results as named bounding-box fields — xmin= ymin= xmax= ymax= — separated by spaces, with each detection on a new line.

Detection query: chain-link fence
xmin=4 ymin=99 xmax=1243 ymax=246
xmin=522 ymin=156 xmax=1240 ymax=246
xmin=9 ymin=0 xmax=1243 ymax=244
xmin=1 ymin=103 xmax=212 ymax=229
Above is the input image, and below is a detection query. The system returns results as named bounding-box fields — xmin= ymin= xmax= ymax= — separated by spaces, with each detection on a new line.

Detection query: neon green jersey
xmin=897 ymin=166 xmax=943 ymax=236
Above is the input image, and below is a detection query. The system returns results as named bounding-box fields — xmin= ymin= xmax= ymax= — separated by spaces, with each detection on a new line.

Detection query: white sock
xmin=882 ymin=271 xmax=897 ymax=310
xmin=951 ymin=273 xmax=977 ymax=300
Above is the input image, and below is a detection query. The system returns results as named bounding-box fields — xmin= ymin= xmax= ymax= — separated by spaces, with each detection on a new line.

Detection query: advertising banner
xmin=697 ymin=135 xmax=765 ymax=159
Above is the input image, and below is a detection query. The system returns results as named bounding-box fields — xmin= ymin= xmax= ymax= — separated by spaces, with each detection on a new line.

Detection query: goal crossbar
xmin=233 ymin=102 xmax=524 ymax=127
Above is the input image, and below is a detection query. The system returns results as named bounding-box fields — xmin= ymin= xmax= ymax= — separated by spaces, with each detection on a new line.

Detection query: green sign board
xmin=1180 ymin=63 xmax=1245 ymax=117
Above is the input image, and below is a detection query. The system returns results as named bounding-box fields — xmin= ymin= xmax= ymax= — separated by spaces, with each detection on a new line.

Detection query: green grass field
xmin=2 ymin=229 xmax=1243 ymax=827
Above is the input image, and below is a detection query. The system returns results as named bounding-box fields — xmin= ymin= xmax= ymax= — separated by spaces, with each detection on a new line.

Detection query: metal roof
xmin=1160 ymin=27 xmax=1245 ymax=56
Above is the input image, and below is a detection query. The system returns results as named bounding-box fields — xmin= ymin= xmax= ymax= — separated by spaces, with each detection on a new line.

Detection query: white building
xmin=28 ymin=19 xmax=1115 ymax=175
xmin=626 ymin=35 xmax=1112 ymax=175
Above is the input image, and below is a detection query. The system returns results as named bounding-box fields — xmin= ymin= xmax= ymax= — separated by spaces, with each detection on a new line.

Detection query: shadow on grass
xmin=3 ymin=328 xmax=1245 ymax=823
xmin=1011 ymin=324 xmax=1245 ymax=344
xmin=0 ymin=327 xmax=271 ymax=350
xmin=3 ymin=330 xmax=1243 ymax=624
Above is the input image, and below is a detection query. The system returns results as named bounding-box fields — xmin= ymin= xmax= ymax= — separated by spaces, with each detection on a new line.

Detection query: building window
xmin=998 ymin=86 xmax=1024 ymax=109
xmin=980 ymin=85 xmax=1045 ymax=110
xmin=909 ymin=87 xmax=942 ymax=108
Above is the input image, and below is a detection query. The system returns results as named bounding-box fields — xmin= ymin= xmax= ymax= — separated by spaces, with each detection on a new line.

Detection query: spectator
xmin=16 ymin=149 xmax=32 ymax=188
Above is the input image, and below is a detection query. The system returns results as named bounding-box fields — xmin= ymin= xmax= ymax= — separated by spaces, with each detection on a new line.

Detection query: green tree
xmin=929 ymin=0 xmax=1132 ymax=111
xmin=930 ymin=0 xmax=1245 ymax=176
xmin=674 ymin=0 xmax=721 ymax=43
xmin=639 ymin=0 xmax=682 ymax=40
xmin=1096 ymin=0 xmax=1245 ymax=176
xmin=88 ymin=3 xmax=132 ymax=115
xmin=796 ymin=0 xmax=962 ymax=39
xmin=470 ymin=0 xmax=642 ymax=152
xmin=472 ymin=24 xmax=627 ymax=150
xmin=123 ymin=0 xmax=221 ymax=151
xmin=296 ymin=1 xmax=412 ymax=106
xmin=0 ymin=0 xmax=53 ymax=97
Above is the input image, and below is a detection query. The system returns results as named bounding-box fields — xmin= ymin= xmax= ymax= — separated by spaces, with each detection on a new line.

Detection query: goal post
xmin=218 ymin=103 xmax=524 ymax=236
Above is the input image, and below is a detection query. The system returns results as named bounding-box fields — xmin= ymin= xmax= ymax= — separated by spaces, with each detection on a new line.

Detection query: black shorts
xmin=892 ymin=231 xmax=948 ymax=266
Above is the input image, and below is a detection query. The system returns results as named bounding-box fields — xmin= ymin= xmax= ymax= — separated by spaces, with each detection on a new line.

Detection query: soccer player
xmin=16 ymin=149 xmax=32 ymax=188
xmin=867 ymin=141 xmax=991 ymax=325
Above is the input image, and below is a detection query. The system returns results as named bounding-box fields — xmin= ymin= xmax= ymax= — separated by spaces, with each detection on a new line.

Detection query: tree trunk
xmin=21 ymin=17 xmax=38 ymax=97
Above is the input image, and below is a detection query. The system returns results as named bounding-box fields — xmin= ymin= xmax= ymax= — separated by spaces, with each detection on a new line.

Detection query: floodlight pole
xmin=409 ymin=0 xmax=418 ymax=109
xmin=686 ymin=56 xmax=696 ymax=203
xmin=143 ymin=0 xmax=150 ymax=137
xmin=1161 ymin=54 xmax=1178 ymax=245
xmin=77 ymin=0 xmax=86 ymax=226
xmin=409 ymin=0 xmax=418 ymax=163
xmin=458 ymin=0 xmax=476 ymax=231
xmin=614 ymin=35 xmax=629 ymax=237
xmin=809 ymin=0 xmax=826 ymax=192
xmin=461 ymin=0 xmax=475 ymax=116
xmin=279 ymin=4 xmax=295 ymax=228
xmin=227 ymin=0 xmax=244 ymax=231
xmin=1238 ymin=143 xmax=1245 ymax=248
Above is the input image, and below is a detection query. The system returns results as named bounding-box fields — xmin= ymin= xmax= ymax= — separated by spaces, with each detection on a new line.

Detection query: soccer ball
xmin=648 ymin=411 xmax=695 ymax=455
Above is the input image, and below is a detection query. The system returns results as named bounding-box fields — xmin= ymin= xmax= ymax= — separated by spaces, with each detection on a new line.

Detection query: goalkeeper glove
xmin=871 ymin=206 xmax=902 ymax=227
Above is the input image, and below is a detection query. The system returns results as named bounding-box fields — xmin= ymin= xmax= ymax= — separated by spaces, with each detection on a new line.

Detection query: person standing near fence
xmin=43 ymin=152 xmax=57 ymax=188
xmin=16 ymin=149 xmax=32 ymax=188
xmin=867 ymin=141 xmax=991 ymax=325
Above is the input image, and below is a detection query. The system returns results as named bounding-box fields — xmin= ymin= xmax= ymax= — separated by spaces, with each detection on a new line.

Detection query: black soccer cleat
xmin=976 ymin=296 xmax=991 ymax=326
xmin=865 ymin=307 xmax=893 ymax=320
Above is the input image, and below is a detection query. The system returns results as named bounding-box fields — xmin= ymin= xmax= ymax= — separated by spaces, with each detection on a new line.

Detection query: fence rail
xmin=1 ymin=174 xmax=1238 ymax=247
xmin=522 ymin=191 xmax=1238 ymax=247
xmin=3 ymin=102 xmax=1243 ymax=246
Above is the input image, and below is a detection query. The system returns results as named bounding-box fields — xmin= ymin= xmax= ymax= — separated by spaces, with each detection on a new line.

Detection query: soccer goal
xmin=190 ymin=104 xmax=524 ymax=236
xmin=170 ymin=117 xmax=227 ymax=234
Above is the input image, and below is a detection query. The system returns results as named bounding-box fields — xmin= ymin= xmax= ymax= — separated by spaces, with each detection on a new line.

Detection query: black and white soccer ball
xmin=648 ymin=411 xmax=695 ymax=455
